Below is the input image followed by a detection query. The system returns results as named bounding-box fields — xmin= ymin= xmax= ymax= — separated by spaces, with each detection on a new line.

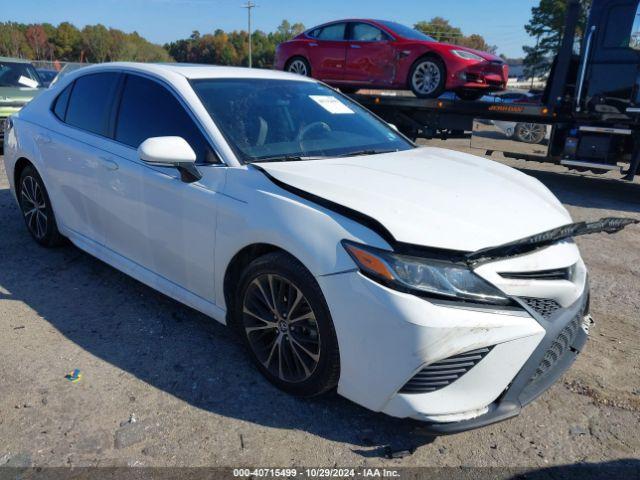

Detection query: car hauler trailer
xmin=350 ymin=0 xmax=640 ymax=180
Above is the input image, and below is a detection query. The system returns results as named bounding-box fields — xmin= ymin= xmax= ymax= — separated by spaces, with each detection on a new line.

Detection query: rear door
xmin=306 ymin=22 xmax=348 ymax=81
xmin=42 ymin=72 xmax=122 ymax=245
xmin=345 ymin=22 xmax=397 ymax=85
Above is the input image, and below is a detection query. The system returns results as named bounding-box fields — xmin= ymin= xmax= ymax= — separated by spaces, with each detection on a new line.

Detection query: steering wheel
xmin=297 ymin=121 xmax=332 ymax=152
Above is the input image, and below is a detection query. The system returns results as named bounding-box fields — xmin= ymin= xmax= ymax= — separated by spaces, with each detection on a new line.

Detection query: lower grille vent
xmin=522 ymin=297 xmax=562 ymax=319
xmin=530 ymin=313 xmax=582 ymax=384
xmin=400 ymin=347 xmax=493 ymax=394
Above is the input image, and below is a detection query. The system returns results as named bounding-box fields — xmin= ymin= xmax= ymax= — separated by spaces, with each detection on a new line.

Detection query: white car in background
xmin=492 ymin=120 xmax=551 ymax=144
xmin=4 ymin=63 xmax=606 ymax=433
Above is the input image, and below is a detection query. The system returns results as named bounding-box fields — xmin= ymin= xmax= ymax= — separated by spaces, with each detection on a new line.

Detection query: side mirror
xmin=138 ymin=136 xmax=202 ymax=183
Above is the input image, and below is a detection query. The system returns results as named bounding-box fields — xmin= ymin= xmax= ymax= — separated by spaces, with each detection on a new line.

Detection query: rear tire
xmin=286 ymin=57 xmax=311 ymax=77
xmin=235 ymin=252 xmax=340 ymax=397
xmin=408 ymin=56 xmax=446 ymax=99
xmin=18 ymin=165 xmax=64 ymax=247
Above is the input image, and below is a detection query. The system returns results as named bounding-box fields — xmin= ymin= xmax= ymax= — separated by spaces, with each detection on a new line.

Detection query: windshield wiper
xmin=335 ymin=149 xmax=398 ymax=158
xmin=252 ymin=154 xmax=328 ymax=163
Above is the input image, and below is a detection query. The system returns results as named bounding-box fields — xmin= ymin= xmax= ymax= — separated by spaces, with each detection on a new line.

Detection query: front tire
xmin=286 ymin=57 xmax=311 ymax=77
xmin=18 ymin=165 xmax=64 ymax=247
xmin=409 ymin=56 xmax=446 ymax=99
xmin=235 ymin=252 xmax=340 ymax=397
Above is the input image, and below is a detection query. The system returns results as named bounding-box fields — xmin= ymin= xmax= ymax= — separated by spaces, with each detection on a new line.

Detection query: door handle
xmin=350 ymin=44 xmax=361 ymax=49
xmin=36 ymin=133 xmax=51 ymax=144
xmin=309 ymin=42 xmax=318 ymax=47
xmin=98 ymin=156 xmax=119 ymax=171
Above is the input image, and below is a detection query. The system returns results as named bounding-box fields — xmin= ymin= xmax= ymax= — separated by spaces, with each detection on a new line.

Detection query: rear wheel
xmin=235 ymin=252 xmax=340 ymax=397
xmin=286 ymin=57 xmax=311 ymax=77
xmin=18 ymin=165 xmax=64 ymax=247
xmin=409 ymin=57 xmax=446 ymax=98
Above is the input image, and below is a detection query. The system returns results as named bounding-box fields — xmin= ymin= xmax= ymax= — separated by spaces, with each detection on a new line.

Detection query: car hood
xmin=256 ymin=147 xmax=571 ymax=252
xmin=0 ymin=86 xmax=43 ymax=106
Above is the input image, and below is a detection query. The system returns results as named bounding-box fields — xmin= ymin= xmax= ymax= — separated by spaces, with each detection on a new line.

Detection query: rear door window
xmin=65 ymin=72 xmax=121 ymax=136
xmin=114 ymin=74 xmax=217 ymax=163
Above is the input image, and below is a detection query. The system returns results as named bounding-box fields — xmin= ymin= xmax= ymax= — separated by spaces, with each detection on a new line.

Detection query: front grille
xmin=400 ymin=347 xmax=493 ymax=394
xmin=522 ymin=297 xmax=562 ymax=319
xmin=500 ymin=267 xmax=572 ymax=281
xmin=529 ymin=312 xmax=582 ymax=384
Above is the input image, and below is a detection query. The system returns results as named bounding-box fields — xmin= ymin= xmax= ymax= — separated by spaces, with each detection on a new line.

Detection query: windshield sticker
xmin=18 ymin=75 xmax=39 ymax=88
xmin=309 ymin=95 xmax=354 ymax=114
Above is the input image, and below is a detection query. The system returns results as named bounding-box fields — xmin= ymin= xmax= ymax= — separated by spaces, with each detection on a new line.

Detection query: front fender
xmin=214 ymin=167 xmax=390 ymax=308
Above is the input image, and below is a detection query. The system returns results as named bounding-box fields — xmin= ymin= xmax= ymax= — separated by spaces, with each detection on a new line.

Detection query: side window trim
xmin=112 ymin=71 xmax=223 ymax=165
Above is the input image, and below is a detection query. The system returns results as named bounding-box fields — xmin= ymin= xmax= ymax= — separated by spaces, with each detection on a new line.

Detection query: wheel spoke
xmin=289 ymin=335 xmax=320 ymax=362
xmin=288 ymin=310 xmax=315 ymax=325
xmin=252 ymin=278 xmax=276 ymax=314
xmin=287 ymin=335 xmax=311 ymax=377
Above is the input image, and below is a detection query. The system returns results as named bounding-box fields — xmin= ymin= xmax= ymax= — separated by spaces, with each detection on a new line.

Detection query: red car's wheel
xmin=286 ymin=57 xmax=311 ymax=77
xmin=409 ymin=57 xmax=446 ymax=99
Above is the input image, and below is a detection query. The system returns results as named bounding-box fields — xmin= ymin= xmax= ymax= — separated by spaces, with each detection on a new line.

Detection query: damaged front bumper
xmin=420 ymin=290 xmax=591 ymax=434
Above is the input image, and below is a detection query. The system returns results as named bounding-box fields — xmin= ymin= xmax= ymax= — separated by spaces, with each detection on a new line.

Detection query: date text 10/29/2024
xmin=233 ymin=468 xmax=401 ymax=478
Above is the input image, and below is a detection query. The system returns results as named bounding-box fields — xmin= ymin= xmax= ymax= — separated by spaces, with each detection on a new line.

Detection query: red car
xmin=275 ymin=19 xmax=508 ymax=100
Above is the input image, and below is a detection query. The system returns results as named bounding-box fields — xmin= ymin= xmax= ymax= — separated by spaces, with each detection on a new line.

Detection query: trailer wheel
xmin=409 ymin=57 xmax=446 ymax=99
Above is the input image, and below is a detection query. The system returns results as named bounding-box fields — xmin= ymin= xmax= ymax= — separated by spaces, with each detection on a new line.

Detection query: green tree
xmin=81 ymin=24 xmax=110 ymax=62
xmin=523 ymin=0 xmax=592 ymax=77
xmin=414 ymin=17 xmax=496 ymax=53
xmin=52 ymin=22 xmax=81 ymax=60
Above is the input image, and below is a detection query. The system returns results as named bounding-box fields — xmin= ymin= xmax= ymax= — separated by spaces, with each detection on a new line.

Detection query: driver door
xmin=345 ymin=22 xmax=397 ymax=85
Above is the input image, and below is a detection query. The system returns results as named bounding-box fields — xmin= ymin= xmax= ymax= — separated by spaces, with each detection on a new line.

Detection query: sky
xmin=6 ymin=0 xmax=539 ymax=58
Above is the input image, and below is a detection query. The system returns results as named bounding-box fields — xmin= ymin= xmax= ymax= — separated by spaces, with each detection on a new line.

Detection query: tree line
xmin=0 ymin=21 xmax=171 ymax=63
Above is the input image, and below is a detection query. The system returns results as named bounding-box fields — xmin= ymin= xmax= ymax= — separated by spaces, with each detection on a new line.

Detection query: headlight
xmin=342 ymin=240 xmax=511 ymax=305
xmin=452 ymin=49 xmax=485 ymax=61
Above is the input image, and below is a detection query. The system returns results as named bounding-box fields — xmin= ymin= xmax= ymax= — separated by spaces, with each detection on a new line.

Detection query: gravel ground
xmin=1 ymin=145 xmax=639 ymax=474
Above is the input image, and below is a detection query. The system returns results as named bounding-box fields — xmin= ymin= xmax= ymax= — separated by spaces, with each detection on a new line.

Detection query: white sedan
xmin=4 ymin=63 xmax=593 ymax=433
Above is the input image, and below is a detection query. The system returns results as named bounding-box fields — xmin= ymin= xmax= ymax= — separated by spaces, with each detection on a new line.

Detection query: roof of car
xmin=0 ymin=56 xmax=34 ymax=64
xmin=71 ymin=62 xmax=315 ymax=82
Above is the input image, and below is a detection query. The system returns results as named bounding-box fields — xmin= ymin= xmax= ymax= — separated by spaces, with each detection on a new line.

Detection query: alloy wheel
xmin=412 ymin=61 xmax=441 ymax=95
xmin=288 ymin=59 xmax=309 ymax=76
xmin=20 ymin=175 xmax=48 ymax=240
xmin=242 ymin=273 xmax=321 ymax=383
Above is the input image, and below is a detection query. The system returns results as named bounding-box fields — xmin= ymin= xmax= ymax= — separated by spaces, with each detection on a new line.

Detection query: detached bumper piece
xmin=421 ymin=291 xmax=590 ymax=435
xmin=400 ymin=347 xmax=493 ymax=394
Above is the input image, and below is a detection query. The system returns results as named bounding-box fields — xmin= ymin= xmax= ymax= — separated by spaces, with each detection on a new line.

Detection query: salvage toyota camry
xmin=4 ymin=63 xmax=635 ymax=433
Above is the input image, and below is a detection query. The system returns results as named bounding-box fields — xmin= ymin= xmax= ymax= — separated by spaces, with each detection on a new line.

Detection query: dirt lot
xmin=1 ymin=143 xmax=639 ymax=474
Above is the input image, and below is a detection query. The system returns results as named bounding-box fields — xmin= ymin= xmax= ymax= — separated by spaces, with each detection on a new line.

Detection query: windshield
xmin=191 ymin=78 xmax=413 ymax=163
xmin=378 ymin=21 xmax=435 ymax=42
xmin=0 ymin=61 xmax=42 ymax=88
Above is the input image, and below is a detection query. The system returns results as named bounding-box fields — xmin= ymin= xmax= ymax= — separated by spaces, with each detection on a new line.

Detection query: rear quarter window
xmin=52 ymin=83 xmax=73 ymax=121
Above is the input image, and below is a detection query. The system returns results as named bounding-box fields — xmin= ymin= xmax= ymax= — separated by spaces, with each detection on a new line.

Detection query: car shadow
xmin=0 ymin=187 xmax=435 ymax=455
xmin=515 ymin=166 xmax=640 ymax=214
